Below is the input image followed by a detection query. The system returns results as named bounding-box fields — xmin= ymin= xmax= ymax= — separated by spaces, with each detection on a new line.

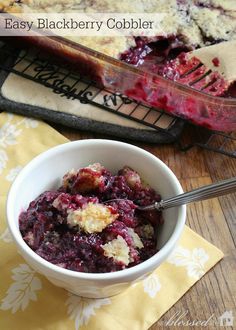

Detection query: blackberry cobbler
xmin=19 ymin=163 xmax=162 ymax=273
xmin=2 ymin=1 xmax=236 ymax=96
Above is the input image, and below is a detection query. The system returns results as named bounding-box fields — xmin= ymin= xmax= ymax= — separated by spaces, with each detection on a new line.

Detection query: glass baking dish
xmin=6 ymin=33 xmax=236 ymax=132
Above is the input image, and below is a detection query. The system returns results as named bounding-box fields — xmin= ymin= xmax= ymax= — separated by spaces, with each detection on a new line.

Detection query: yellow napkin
xmin=0 ymin=113 xmax=223 ymax=330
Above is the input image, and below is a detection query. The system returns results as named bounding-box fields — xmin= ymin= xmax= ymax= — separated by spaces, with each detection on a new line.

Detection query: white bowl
xmin=7 ymin=139 xmax=186 ymax=298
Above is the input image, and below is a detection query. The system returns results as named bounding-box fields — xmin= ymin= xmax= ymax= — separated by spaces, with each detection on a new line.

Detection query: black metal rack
xmin=0 ymin=39 xmax=235 ymax=157
xmin=0 ymin=40 xmax=184 ymax=142
xmin=179 ymin=129 xmax=236 ymax=158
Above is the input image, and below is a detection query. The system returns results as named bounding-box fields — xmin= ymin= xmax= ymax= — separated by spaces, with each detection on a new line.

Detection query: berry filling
xmin=120 ymin=37 xmax=231 ymax=97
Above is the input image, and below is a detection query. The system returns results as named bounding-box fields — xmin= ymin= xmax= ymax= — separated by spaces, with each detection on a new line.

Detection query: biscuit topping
xmin=67 ymin=202 xmax=118 ymax=233
xmin=102 ymin=235 xmax=130 ymax=265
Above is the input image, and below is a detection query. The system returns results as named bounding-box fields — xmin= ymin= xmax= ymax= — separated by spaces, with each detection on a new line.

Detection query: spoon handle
xmin=151 ymin=177 xmax=236 ymax=211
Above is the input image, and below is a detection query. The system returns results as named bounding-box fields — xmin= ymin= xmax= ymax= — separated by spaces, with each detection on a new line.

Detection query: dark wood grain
xmin=53 ymin=124 xmax=236 ymax=330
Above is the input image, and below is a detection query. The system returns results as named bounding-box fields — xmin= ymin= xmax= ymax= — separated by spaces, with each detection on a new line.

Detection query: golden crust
xmin=1 ymin=0 xmax=236 ymax=58
xmin=190 ymin=5 xmax=236 ymax=42
xmin=0 ymin=0 xmax=16 ymax=12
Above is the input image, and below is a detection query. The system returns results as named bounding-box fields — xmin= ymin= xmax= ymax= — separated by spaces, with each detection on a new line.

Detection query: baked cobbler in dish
xmin=19 ymin=163 xmax=162 ymax=273
xmin=1 ymin=0 xmax=236 ymax=130
xmin=1 ymin=1 xmax=236 ymax=96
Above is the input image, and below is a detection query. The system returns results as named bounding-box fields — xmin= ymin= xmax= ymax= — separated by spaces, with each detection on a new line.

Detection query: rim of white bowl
xmin=7 ymin=139 xmax=186 ymax=281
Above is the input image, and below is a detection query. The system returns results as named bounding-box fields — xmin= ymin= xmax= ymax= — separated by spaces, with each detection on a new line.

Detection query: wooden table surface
xmin=53 ymin=123 xmax=236 ymax=330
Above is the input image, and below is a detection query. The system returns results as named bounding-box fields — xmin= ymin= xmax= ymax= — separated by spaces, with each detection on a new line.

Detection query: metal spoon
xmin=105 ymin=177 xmax=236 ymax=211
